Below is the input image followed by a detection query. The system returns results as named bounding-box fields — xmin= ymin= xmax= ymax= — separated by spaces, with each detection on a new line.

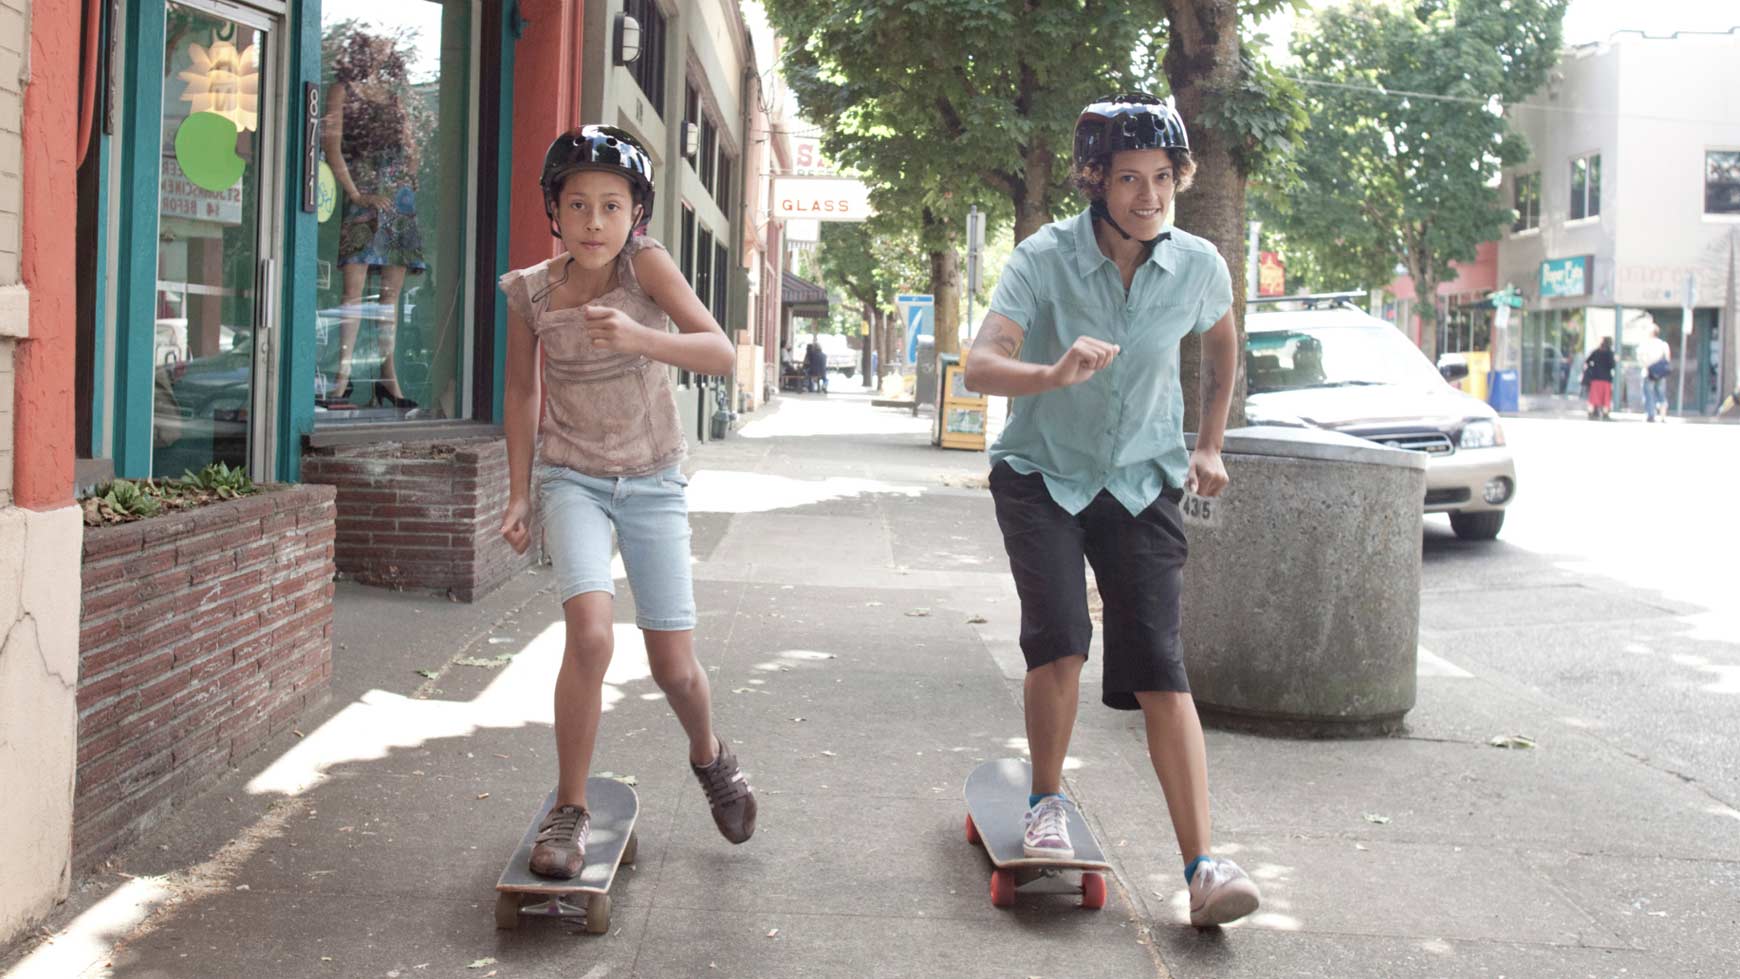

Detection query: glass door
xmin=152 ymin=1 xmax=280 ymax=478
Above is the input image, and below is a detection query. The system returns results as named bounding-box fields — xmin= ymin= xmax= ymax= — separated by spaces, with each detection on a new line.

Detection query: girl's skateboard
xmin=963 ymin=758 xmax=1111 ymax=909
xmin=494 ymin=778 xmax=639 ymax=933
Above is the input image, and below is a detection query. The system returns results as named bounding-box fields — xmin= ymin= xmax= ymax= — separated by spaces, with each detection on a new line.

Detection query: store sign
xmin=161 ymin=159 xmax=242 ymax=225
xmin=789 ymin=136 xmax=836 ymax=176
xmin=1540 ymin=255 xmax=1592 ymax=298
xmin=771 ymin=176 xmax=873 ymax=222
xmin=1257 ymin=251 xmax=1285 ymax=297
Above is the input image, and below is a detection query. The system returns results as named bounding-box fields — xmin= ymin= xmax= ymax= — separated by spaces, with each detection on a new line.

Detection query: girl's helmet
xmin=541 ymin=125 xmax=656 ymax=236
xmin=1072 ymin=92 xmax=1190 ymax=174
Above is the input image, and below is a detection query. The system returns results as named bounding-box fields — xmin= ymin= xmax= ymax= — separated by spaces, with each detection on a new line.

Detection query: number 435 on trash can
xmin=1180 ymin=491 xmax=1220 ymax=528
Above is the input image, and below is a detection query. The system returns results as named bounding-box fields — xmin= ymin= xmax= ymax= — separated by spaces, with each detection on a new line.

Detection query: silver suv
xmin=1243 ymin=299 xmax=1517 ymax=541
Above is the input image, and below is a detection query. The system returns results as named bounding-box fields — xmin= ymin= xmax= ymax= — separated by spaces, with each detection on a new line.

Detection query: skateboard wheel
xmin=494 ymin=892 xmax=521 ymax=930
xmin=621 ymin=831 xmax=638 ymax=866
xmin=964 ymin=814 xmax=981 ymax=846
xmin=585 ymin=892 xmax=612 ymax=934
xmin=1081 ymin=872 xmax=1107 ymax=910
xmin=989 ymin=869 xmax=1016 ymax=908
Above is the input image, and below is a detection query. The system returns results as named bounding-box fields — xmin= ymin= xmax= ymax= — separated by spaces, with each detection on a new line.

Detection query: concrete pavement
xmin=5 ymin=389 xmax=1737 ymax=979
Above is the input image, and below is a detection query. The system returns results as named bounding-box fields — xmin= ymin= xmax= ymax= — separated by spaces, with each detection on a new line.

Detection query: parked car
xmin=1244 ymin=299 xmax=1517 ymax=541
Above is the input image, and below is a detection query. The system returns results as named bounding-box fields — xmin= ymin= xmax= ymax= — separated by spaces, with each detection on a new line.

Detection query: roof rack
xmin=1247 ymin=290 xmax=1367 ymax=310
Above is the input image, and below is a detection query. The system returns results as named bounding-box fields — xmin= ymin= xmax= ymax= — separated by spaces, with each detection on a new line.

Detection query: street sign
xmin=897 ymin=293 xmax=934 ymax=364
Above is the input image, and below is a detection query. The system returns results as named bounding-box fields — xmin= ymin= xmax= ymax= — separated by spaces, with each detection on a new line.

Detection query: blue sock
xmin=1185 ymin=854 xmax=1213 ymax=884
xmin=1027 ymin=792 xmax=1062 ymax=808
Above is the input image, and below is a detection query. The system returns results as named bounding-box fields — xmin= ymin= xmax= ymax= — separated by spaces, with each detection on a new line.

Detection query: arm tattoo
xmin=1203 ymin=357 xmax=1225 ymax=411
xmin=974 ymin=319 xmax=1024 ymax=359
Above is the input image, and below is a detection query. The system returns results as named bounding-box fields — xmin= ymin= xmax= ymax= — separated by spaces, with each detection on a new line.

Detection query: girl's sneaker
xmin=1188 ymin=856 xmax=1261 ymax=926
xmin=691 ymin=737 xmax=757 ymax=843
xmin=529 ymin=804 xmax=589 ymax=878
xmin=1022 ymin=795 xmax=1074 ymax=859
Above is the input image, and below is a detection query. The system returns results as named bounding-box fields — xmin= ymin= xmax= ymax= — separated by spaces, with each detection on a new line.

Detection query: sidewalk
xmin=6 ymin=390 xmax=1736 ymax=978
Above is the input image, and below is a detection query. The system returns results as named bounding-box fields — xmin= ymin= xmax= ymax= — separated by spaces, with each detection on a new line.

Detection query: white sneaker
xmin=1188 ymin=857 xmax=1260 ymax=926
xmin=1021 ymin=795 xmax=1074 ymax=859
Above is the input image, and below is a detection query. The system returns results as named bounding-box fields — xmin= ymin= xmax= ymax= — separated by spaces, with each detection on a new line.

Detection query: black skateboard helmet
xmin=541 ymin=125 xmax=655 ymax=236
xmin=1073 ymin=92 xmax=1190 ymax=171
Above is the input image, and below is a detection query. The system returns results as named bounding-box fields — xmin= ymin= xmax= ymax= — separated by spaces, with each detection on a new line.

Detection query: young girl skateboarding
xmin=498 ymin=126 xmax=755 ymax=877
xmin=963 ymin=93 xmax=1260 ymax=926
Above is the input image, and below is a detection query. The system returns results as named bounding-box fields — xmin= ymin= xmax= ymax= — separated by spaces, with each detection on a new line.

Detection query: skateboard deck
xmin=495 ymin=778 xmax=639 ymax=932
xmin=963 ymin=758 xmax=1111 ymax=909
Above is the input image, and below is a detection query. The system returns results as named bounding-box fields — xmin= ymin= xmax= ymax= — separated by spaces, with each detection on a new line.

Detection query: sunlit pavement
xmin=7 ymin=402 xmax=1737 ymax=979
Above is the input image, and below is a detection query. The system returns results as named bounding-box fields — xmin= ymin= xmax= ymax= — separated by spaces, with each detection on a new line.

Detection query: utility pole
xmin=965 ymin=206 xmax=984 ymax=343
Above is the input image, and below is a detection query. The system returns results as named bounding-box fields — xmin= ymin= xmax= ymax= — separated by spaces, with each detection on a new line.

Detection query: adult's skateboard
xmin=963 ymin=758 xmax=1111 ymax=909
xmin=494 ymin=778 xmax=639 ymax=933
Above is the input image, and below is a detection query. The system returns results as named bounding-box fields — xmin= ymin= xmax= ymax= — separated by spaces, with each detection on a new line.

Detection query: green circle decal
xmin=317 ymin=161 xmax=338 ymax=222
xmin=174 ymin=111 xmax=246 ymax=192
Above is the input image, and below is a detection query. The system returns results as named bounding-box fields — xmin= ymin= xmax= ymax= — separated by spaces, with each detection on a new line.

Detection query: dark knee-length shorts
xmin=989 ymin=462 xmax=1190 ymax=710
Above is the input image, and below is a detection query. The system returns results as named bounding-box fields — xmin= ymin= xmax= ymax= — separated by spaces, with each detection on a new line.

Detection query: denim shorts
xmin=535 ymin=462 xmax=697 ymax=631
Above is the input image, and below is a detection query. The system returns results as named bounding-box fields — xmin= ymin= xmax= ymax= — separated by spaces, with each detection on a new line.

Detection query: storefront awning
xmin=782 ymin=270 xmax=830 ymax=319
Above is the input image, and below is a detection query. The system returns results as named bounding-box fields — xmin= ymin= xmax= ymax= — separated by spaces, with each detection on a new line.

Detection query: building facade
xmin=2 ymin=0 xmax=83 ymax=947
xmin=66 ymin=0 xmax=781 ymax=595
xmin=1 ymin=0 xmax=790 ymax=945
xmin=1497 ymin=30 xmax=1740 ymax=412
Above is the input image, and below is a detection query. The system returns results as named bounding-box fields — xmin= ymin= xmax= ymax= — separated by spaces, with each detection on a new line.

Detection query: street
xmin=1425 ymin=417 xmax=1740 ymax=807
xmin=5 ymin=393 xmax=1737 ymax=979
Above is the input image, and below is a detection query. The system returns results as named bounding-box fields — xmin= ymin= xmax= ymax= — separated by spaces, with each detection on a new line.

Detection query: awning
xmin=782 ymin=270 xmax=830 ymax=319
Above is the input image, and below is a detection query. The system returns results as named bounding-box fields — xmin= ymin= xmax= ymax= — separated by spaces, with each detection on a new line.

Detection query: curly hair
xmin=333 ymin=31 xmax=409 ymax=85
xmin=1072 ymin=148 xmax=1196 ymax=200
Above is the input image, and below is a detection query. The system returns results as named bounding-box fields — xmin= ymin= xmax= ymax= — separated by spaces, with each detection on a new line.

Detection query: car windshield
xmin=1244 ymin=322 xmax=1447 ymax=394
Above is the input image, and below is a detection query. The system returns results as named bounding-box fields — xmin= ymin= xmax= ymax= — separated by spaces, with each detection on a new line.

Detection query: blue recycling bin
xmin=1486 ymin=369 xmax=1519 ymax=414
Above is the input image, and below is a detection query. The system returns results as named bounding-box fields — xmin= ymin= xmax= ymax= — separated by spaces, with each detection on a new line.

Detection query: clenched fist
xmin=1048 ymin=336 xmax=1120 ymax=389
xmin=583 ymin=305 xmax=653 ymax=357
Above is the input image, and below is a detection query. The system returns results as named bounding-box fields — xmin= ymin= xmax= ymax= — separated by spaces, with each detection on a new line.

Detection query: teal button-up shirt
xmin=987 ymin=207 xmax=1233 ymax=516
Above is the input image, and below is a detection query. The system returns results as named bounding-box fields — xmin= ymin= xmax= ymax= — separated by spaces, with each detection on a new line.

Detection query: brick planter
xmin=302 ymin=437 xmax=534 ymax=602
xmin=75 ymin=484 xmax=336 ymax=867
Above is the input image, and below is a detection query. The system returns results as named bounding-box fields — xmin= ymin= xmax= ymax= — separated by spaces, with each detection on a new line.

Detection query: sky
xmin=1256 ymin=0 xmax=1740 ymax=61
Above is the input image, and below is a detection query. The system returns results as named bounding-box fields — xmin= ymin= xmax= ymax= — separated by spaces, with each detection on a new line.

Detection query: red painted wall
xmin=509 ymin=0 xmax=585 ymax=272
xmin=15 ymin=0 xmax=79 ymax=510
xmin=1384 ymin=241 xmax=1500 ymax=302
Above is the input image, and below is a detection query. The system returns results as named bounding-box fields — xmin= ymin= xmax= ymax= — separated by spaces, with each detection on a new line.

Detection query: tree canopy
xmin=1263 ymin=0 xmax=1567 ymax=359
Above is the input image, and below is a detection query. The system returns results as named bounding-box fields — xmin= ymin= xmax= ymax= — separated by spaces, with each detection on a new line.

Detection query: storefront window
xmin=316 ymin=2 xmax=473 ymax=421
xmin=152 ymin=3 xmax=269 ymax=477
xmin=1707 ymin=151 xmax=1740 ymax=215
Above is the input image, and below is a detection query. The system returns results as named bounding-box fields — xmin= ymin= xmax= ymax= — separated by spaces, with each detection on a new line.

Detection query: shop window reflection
xmin=316 ymin=4 xmax=471 ymax=422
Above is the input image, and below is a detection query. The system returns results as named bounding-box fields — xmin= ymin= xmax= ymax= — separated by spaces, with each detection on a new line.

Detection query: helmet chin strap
xmin=1091 ymin=199 xmax=1169 ymax=249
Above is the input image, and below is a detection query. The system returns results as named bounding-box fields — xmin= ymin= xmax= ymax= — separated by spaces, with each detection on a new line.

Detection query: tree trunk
xmin=1412 ymin=259 xmax=1441 ymax=365
xmin=1012 ymin=140 xmax=1055 ymax=243
xmin=1161 ymin=0 xmax=1248 ymax=433
xmin=861 ymin=301 xmax=875 ymax=384
xmin=930 ymin=248 xmax=963 ymax=356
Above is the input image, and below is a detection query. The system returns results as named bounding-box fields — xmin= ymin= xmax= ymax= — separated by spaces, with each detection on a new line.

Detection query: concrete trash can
xmin=1181 ymin=426 xmax=1427 ymax=737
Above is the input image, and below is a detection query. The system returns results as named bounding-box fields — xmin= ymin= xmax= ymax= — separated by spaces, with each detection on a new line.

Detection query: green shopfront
xmin=74 ymin=0 xmax=516 ymax=485
xmin=1519 ymin=254 xmax=1725 ymax=413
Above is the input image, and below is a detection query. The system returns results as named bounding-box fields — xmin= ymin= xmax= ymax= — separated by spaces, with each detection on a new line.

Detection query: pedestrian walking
xmin=1635 ymin=321 xmax=1673 ymax=422
xmin=962 ymin=92 xmax=1260 ymax=928
xmin=1583 ymin=337 xmax=1615 ymax=420
xmin=497 ymin=126 xmax=756 ymax=879
xmin=805 ymin=339 xmax=829 ymax=393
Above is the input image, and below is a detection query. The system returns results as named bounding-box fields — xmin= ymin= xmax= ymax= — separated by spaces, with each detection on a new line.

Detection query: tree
xmin=1158 ymin=0 xmax=1305 ymax=432
xmin=1275 ymin=0 xmax=1567 ymax=363
xmin=764 ymin=0 xmax=1151 ymax=354
xmin=817 ymin=218 xmax=928 ymax=381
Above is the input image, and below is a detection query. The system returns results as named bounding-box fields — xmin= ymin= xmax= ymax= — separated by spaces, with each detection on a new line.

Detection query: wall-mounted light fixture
xmin=615 ymin=12 xmax=642 ymax=65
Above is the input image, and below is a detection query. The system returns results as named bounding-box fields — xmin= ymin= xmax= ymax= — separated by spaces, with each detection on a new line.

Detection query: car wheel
xmin=1449 ymin=510 xmax=1505 ymax=541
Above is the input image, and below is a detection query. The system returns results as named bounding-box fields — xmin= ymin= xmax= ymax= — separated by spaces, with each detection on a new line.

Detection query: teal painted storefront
xmin=94 ymin=0 xmax=516 ymax=483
